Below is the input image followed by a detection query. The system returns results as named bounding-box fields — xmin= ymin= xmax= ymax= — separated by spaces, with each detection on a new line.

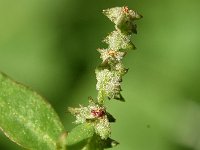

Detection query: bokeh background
xmin=0 ymin=0 xmax=200 ymax=149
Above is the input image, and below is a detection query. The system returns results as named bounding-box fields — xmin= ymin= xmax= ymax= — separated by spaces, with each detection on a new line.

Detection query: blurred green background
xmin=0 ymin=0 xmax=200 ymax=149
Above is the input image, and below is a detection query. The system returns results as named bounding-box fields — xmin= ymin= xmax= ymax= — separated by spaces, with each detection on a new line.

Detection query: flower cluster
xmin=69 ymin=6 xmax=142 ymax=143
xmin=96 ymin=6 xmax=142 ymax=103
xmin=69 ymin=99 xmax=111 ymax=139
xmin=96 ymin=69 xmax=122 ymax=102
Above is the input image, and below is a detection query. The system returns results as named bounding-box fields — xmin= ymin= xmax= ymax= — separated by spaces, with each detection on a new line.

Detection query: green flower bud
xmin=103 ymin=6 xmax=142 ymax=34
xmin=103 ymin=31 xmax=135 ymax=50
xmin=96 ymin=69 xmax=121 ymax=103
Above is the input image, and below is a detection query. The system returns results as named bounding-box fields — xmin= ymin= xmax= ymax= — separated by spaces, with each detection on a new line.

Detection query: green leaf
xmin=66 ymin=123 xmax=94 ymax=147
xmin=82 ymin=134 xmax=104 ymax=150
xmin=0 ymin=72 xmax=65 ymax=150
xmin=82 ymin=134 xmax=119 ymax=150
xmin=66 ymin=123 xmax=119 ymax=150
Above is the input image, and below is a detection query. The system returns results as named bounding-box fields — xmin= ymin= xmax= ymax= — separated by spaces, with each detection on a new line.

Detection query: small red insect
xmin=91 ymin=108 xmax=105 ymax=118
